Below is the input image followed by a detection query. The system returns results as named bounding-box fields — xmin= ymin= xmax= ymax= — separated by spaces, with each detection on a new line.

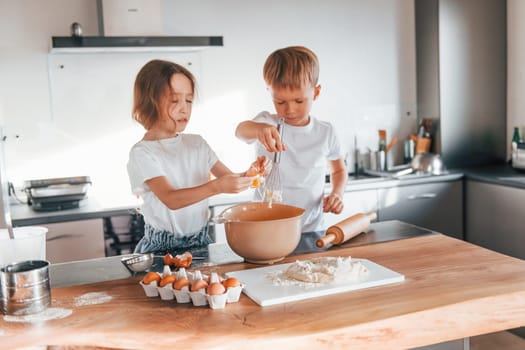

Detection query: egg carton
xmin=139 ymin=266 xmax=244 ymax=309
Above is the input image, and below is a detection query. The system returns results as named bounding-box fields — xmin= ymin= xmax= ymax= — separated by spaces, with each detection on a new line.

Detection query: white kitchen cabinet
xmin=377 ymin=180 xmax=463 ymax=239
xmin=466 ymin=181 xmax=525 ymax=260
xmin=44 ymin=218 xmax=106 ymax=263
xmin=322 ymin=189 xmax=378 ymax=230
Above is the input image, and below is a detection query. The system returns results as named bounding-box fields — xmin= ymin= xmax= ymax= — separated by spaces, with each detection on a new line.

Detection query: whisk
xmin=263 ymin=118 xmax=284 ymax=205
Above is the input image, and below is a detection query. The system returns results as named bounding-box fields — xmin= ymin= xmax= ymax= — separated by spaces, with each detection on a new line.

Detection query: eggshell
xmin=190 ymin=279 xmax=208 ymax=292
xmin=207 ymin=282 xmax=226 ymax=296
xmin=173 ymin=251 xmax=193 ymax=268
xmin=159 ymin=275 xmax=176 ymax=288
xmin=173 ymin=278 xmax=190 ymax=290
xmin=163 ymin=253 xmax=173 ymax=266
xmin=142 ymin=272 xmax=161 ymax=285
xmin=222 ymin=277 xmax=241 ymax=288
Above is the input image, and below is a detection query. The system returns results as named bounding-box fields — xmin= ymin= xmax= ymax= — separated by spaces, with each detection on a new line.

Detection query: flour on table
xmin=74 ymin=292 xmax=113 ymax=306
xmin=267 ymin=256 xmax=369 ymax=287
xmin=3 ymin=308 xmax=72 ymax=323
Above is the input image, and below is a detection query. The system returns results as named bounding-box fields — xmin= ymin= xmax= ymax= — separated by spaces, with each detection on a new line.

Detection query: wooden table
xmin=2 ymin=234 xmax=525 ymax=349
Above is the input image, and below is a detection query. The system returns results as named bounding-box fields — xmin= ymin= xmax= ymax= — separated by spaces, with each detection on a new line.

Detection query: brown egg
xmin=142 ymin=272 xmax=161 ymax=285
xmin=173 ymin=251 xmax=193 ymax=268
xmin=173 ymin=278 xmax=190 ymax=290
xmin=207 ymin=282 xmax=226 ymax=295
xmin=190 ymin=279 xmax=208 ymax=292
xmin=163 ymin=253 xmax=173 ymax=266
xmin=222 ymin=277 xmax=241 ymax=288
xmin=159 ymin=275 xmax=176 ymax=288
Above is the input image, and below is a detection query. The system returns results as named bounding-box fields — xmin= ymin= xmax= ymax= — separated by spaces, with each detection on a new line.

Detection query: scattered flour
xmin=74 ymin=292 xmax=113 ymax=306
xmin=3 ymin=308 xmax=72 ymax=323
xmin=267 ymin=256 xmax=369 ymax=288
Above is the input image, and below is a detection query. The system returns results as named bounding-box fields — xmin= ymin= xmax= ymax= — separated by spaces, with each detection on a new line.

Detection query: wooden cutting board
xmin=226 ymin=258 xmax=404 ymax=306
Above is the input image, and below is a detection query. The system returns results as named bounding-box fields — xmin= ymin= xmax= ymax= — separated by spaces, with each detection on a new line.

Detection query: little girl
xmin=127 ymin=59 xmax=255 ymax=254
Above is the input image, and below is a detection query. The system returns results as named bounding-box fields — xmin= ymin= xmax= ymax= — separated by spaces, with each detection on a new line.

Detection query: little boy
xmin=235 ymin=46 xmax=347 ymax=232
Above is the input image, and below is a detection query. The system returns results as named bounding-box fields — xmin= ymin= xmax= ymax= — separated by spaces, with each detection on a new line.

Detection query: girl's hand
xmin=215 ymin=173 xmax=254 ymax=194
xmin=323 ymin=193 xmax=344 ymax=214
xmin=245 ymin=155 xmax=272 ymax=177
xmin=256 ymin=123 xmax=286 ymax=153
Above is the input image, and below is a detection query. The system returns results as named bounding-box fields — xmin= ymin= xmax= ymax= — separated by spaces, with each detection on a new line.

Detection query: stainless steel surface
xmin=0 ymin=260 xmax=51 ymax=316
xmin=264 ymin=118 xmax=284 ymax=202
xmin=415 ymin=0 xmax=506 ymax=167
xmin=23 ymin=176 xmax=91 ymax=189
xmin=121 ymin=253 xmax=154 ymax=273
xmin=23 ymin=176 xmax=92 ymax=211
xmin=0 ymin=128 xmax=14 ymax=239
xmin=394 ymin=153 xmax=446 ymax=177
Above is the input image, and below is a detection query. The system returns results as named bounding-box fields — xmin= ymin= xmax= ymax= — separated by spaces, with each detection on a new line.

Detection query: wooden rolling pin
xmin=316 ymin=211 xmax=377 ymax=248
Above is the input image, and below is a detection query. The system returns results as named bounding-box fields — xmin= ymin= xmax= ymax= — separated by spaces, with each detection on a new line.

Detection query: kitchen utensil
xmin=0 ymin=226 xmax=47 ymax=267
xmin=263 ymin=118 xmax=284 ymax=204
xmin=316 ymin=211 xmax=377 ymax=248
xmin=212 ymin=202 xmax=304 ymax=264
xmin=0 ymin=260 xmax=51 ymax=316
xmin=24 ymin=176 xmax=91 ymax=211
xmin=393 ymin=152 xmax=446 ymax=177
xmin=225 ymin=258 xmax=404 ymax=307
xmin=121 ymin=253 xmax=154 ymax=273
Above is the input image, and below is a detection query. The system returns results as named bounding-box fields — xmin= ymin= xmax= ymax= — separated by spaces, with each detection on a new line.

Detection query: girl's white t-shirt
xmin=127 ymin=134 xmax=218 ymax=235
xmin=253 ymin=111 xmax=344 ymax=232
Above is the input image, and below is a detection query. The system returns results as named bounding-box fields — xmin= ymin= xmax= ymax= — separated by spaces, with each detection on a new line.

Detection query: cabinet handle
xmin=407 ymin=193 xmax=437 ymax=200
xmin=46 ymin=234 xmax=78 ymax=242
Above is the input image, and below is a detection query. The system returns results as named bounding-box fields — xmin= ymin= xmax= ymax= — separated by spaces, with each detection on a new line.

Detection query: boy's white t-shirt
xmin=253 ymin=111 xmax=344 ymax=232
xmin=127 ymin=134 xmax=219 ymax=235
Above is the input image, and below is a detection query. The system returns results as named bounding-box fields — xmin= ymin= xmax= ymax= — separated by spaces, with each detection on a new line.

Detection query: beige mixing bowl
xmin=214 ymin=202 xmax=305 ymax=264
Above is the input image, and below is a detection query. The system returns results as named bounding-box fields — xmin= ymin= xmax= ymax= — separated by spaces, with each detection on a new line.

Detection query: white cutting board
xmin=226 ymin=258 xmax=404 ymax=307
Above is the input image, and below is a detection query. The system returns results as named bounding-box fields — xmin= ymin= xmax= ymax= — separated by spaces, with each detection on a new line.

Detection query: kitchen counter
xmin=10 ymin=196 xmax=142 ymax=227
xmin=2 ymin=229 xmax=525 ymax=349
xmin=9 ymin=164 xmax=524 ymax=228
xmin=49 ymin=220 xmax=434 ymax=288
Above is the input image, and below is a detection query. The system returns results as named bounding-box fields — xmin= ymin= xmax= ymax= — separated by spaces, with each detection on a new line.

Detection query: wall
xmin=0 ymin=0 xmax=416 ymax=206
xmin=508 ymin=0 xmax=525 ymax=148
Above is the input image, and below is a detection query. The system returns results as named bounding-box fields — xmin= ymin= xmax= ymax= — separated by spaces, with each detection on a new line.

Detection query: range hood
xmin=51 ymin=0 xmax=223 ymax=52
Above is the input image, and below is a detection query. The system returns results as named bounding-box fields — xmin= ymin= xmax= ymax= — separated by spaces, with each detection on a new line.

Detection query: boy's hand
xmin=256 ymin=123 xmax=286 ymax=153
xmin=323 ymin=193 xmax=344 ymax=214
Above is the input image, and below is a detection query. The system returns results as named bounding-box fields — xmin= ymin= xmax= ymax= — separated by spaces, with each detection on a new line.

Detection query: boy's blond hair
xmin=263 ymin=46 xmax=319 ymax=89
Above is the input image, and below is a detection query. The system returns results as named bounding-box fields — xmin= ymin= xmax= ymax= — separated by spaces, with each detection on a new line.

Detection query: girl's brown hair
xmin=132 ymin=59 xmax=196 ymax=130
xmin=263 ymin=46 xmax=319 ymax=89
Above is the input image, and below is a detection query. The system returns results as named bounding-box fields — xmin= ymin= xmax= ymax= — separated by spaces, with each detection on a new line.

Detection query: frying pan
xmin=393 ymin=153 xmax=446 ymax=177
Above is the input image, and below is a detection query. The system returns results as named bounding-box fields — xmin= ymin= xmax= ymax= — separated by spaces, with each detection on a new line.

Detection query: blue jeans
xmin=133 ymin=224 xmax=212 ymax=255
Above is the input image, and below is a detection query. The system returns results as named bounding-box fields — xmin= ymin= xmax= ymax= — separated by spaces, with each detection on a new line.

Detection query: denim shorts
xmin=133 ymin=224 xmax=212 ymax=255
